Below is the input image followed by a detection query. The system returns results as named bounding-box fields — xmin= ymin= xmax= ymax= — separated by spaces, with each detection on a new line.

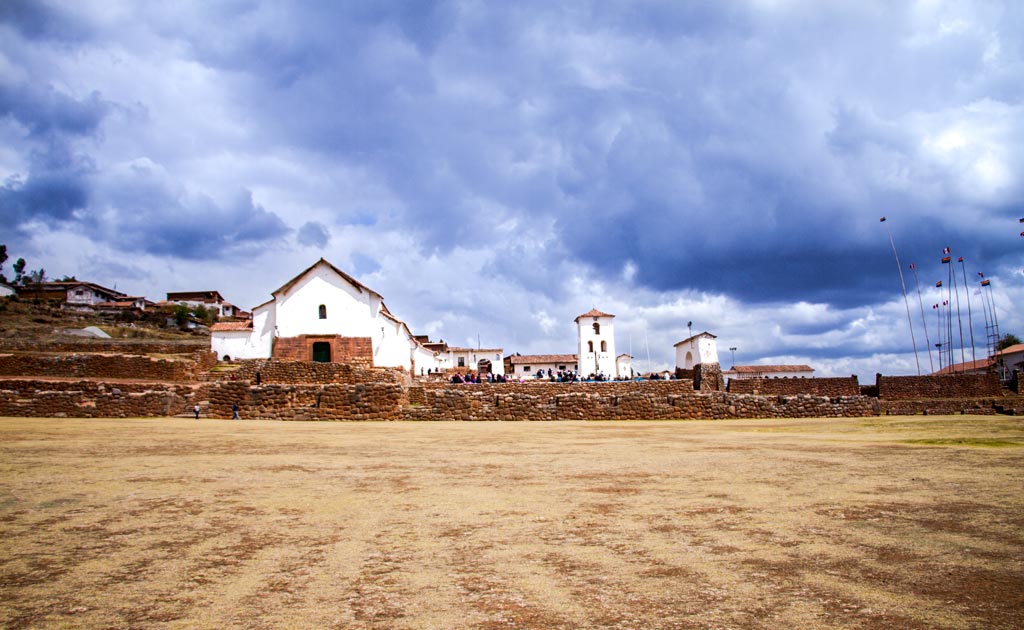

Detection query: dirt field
xmin=1 ymin=415 xmax=1022 ymax=629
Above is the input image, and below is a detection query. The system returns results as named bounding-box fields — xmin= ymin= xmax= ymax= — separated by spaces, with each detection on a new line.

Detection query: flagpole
xmin=910 ymin=263 xmax=934 ymax=373
xmin=945 ymin=255 xmax=955 ymax=372
xmin=948 ymin=252 xmax=966 ymax=369
xmin=880 ymin=217 xmax=921 ymax=375
xmin=958 ymin=258 xmax=977 ymax=367
xmin=933 ymin=303 xmax=943 ymax=372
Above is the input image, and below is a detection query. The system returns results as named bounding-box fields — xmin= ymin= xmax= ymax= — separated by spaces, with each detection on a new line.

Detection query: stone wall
xmin=403 ymin=385 xmax=877 ymax=421
xmin=402 ymin=381 xmax=878 ymax=421
xmin=271 ymin=335 xmax=373 ymax=365
xmin=877 ymin=373 xmax=1003 ymax=399
xmin=0 ymin=379 xmax=205 ymax=417
xmin=207 ymin=381 xmax=404 ymax=421
xmin=0 ymin=339 xmax=209 ymax=354
xmin=231 ymin=359 xmax=406 ymax=385
xmin=728 ymin=376 xmax=860 ymax=397
xmin=0 ymin=350 xmax=216 ymax=382
xmin=879 ymin=398 xmax=1000 ymax=416
xmin=694 ymin=363 xmax=725 ymax=392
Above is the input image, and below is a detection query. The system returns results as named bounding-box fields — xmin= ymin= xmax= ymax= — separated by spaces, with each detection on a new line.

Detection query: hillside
xmin=0 ymin=297 xmax=209 ymax=351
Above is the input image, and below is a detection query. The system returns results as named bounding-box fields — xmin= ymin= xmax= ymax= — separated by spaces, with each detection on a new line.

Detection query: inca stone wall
xmin=208 ymin=381 xmax=404 ymax=421
xmin=728 ymin=376 xmax=860 ymax=397
xmin=0 ymin=379 xmax=205 ymax=417
xmin=230 ymin=359 xmax=406 ymax=385
xmin=877 ymin=373 xmax=1002 ymax=399
xmin=0 ymin=350 xmax=216 ymax=382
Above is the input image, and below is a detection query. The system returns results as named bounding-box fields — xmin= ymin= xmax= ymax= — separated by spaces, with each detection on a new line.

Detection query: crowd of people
xmin=446 ymin=368 xmax=659 ymax=383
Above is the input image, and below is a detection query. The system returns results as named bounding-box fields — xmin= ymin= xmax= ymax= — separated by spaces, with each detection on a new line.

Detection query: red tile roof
xmin=574 ymin=308 xmax=615 ymax=322
xmin=931 ymin=358 xmax=994 ymax=375
xmin=210 ymin=321 xmax=253 ymax=332
xmin=506 ymin=354 xmax=578 ymax=365
xmin=729 ymin=365 xmax=814 ymax=374
xmin=995 ymin=343 xmax=1024 ymax=356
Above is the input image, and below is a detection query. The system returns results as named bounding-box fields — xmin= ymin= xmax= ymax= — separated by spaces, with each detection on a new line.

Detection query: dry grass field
xmin=1 ymin=415 xmax=1022 ymax=629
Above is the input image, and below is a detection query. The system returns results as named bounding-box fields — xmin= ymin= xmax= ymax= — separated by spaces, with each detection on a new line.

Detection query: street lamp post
xmin=729 ymin=347 xmax=737 ymax=367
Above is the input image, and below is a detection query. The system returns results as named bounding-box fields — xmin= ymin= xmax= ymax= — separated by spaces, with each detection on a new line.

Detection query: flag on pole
xmin=978 ymin=272 xmax=984 ymax=278
xmin=981 ymin=279 xmax=991 ymax=286
xmin=941 ymin=256 xmax=951 ymax=264
xmin=943 ymin=247 xmax=951 ymax=254
xmin=880 ymin=217 xmax=887 ymax=222
xmin=957 ymin=256 xmax=963 ymax=262
xmin=935 ymin=281 xmax=943 ymax=287
xmin=932 ymin=304 xmax=938 ymax=309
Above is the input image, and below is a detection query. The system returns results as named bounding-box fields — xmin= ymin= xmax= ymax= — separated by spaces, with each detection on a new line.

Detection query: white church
xmin=210 ymin=259 xmax=503 ymax=375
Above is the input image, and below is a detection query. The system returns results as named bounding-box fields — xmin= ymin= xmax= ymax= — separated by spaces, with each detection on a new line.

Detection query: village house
xmin=994 ymin=343 xmax=1024 ymax=381
xmin=210 ymin=258 xmax=455 ymax=373
xmin=616 ymin=353 xmax=634 ymax=378
xmin=17 ymin=281 xmax=127 ymax=307
xmin=166 ymin=290 xmax=239 ymax=318
xmin=503 ymin=354 xmax=579 ymax=379
xmin=724 ymin=365 xmax=815 ymax=380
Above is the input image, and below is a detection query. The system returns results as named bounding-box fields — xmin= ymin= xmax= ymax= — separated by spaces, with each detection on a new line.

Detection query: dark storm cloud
xmin=0 ymin=85 xmax=109 ymax=138
xmin=0 ymin=0 xmax=88 ymax=41
xmin=296 ymin=221 xmax=329 ymax=248
xmin=103 ymin=174 xmax=290 ymax=259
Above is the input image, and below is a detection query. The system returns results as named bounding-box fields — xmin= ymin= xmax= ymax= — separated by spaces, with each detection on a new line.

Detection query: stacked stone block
xmin=728 ymin=376 xmax=860 ymax=396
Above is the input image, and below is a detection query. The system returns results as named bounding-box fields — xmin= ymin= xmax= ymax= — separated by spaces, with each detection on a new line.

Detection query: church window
xmin=600 ymin=341 xmax=607 ymax=352
xmin=593 ymin=322 xmax=600 ymax=335
xmin=318 ymin=304 xmax=327 ymax=319
xmin=588 ymin=341 xmax=594 ymax=353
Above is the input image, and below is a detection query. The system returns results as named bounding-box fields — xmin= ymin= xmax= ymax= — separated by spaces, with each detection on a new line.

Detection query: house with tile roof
xmin=503 ymin=354 xmax=579 ymax=379
xmin=994 ymin=343 xmax=1024 ymax=382
xmin=166 ymin=290 xmax=238 ymax=318
xmin=723 ymin=365 xmax=815 ymax=380
xmin=17 ymin=280 xmax=126 ymax=306
xmin=210 ymin=258 xmax=436 ymax=371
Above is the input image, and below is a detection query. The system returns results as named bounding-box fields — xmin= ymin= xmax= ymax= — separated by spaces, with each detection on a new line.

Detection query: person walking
xmin=232 ymin=403 xmax=240 ymax=420
xmin=193 ymin=404 xmax=200 ymax=420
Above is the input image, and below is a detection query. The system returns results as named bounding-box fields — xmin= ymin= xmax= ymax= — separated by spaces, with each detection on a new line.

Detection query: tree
xmin=998 ymin=334 xmax=1022 ymax=350
xmin=0 ymin=244 xmax=7 ymax=283
xmin=173 ymin=304 xmax=190 ymax=327
xmin=13 ymin=258 xmax=26 ymax=284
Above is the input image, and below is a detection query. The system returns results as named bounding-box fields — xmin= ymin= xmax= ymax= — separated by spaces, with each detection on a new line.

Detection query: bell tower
xmin=576 ymin=308 xmax=617 ymax=378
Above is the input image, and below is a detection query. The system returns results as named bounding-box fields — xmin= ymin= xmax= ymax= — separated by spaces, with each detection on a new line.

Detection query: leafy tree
xmin=173 ymin=304 xmax=190 ymax=327
xmin=27 ymin=268 xmax=46 ymax=283
xmin=0 ymin=244 xmax=7 ymax=273
xmin=12 ymin=258 xmax=25 ymax=284
xmin=998 ymin=334 xmax=1022 ymax=350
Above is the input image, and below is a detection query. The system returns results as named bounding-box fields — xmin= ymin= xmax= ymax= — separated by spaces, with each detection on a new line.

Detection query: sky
xmin=1 ymin=0 xmax=1022 ymax=380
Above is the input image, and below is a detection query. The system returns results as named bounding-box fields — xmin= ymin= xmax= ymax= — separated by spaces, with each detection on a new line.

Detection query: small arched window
xmin=593 ymin=322 xmax=600 ymax=335
xmin=600 ymin=340 xmax=607 ymax=352
xmin=318 ymin=304 xmax=327 ymax=319
xmin=587 ymin=341 xmax=594 ymax=353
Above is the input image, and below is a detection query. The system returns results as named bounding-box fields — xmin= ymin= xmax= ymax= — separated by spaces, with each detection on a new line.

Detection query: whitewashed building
xmin=616 ymin=353 xmax=634 ymax=378
xmin=995 ymin=343 xmax=1024 ymax=381
xmin=210 ymin=258 xmax=436 ymax=371
xmin=576 ymin=309 xmax=618 ymax=378
xmin=723 ymin=365 xmax=815 ymax=380
xmin=504 ymin=354 xmax=578 ymax=379
xmin=0 ymin=281 xmax=14 ymax=298
xmin=674 ymin=332 xmax=720 ymax=370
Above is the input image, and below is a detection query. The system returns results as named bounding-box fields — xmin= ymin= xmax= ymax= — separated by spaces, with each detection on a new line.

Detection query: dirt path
xmin=0 ymin=415 xmax=1022 ymax=629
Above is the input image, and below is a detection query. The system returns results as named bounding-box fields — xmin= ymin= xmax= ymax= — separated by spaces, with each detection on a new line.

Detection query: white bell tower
xmin=576 ymin=308 xmax=617 ymax=378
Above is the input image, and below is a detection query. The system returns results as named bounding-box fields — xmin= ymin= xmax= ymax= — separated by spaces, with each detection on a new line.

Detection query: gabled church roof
xmin=271 ymin=258 xmax=381 ymax=299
